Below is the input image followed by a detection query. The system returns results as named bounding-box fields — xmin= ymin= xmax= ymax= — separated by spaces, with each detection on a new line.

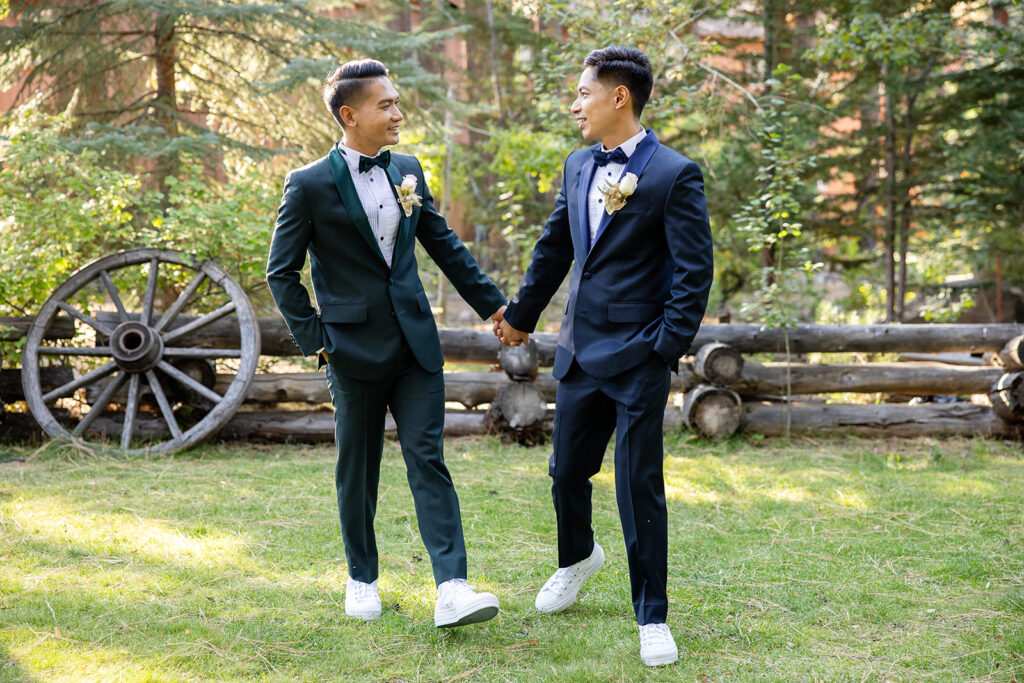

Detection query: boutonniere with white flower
xmin=597 ymin=172 xmax=638 ymax=215
xmin=395 ymin=174 xmax=422 ymax=217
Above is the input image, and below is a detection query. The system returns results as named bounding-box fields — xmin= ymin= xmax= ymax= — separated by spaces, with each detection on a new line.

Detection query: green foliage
xmin=0 ymin=109 xmax=278 ymax=320
xmin=0 ymin=110 xmax=147 ymax=316
xmin=736 ymin=72 xmax=823 ymax=329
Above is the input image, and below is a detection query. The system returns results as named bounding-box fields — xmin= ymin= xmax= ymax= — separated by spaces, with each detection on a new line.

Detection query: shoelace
xmin=441 ymin=579 xmax=479 ymax=604
xmin=640 ymin=624 xmax=673 ymax=648
xmin=350 ymin=581 xmax=377 ymax=601
xmin=543 ymin=566 xmax=578 ymax=595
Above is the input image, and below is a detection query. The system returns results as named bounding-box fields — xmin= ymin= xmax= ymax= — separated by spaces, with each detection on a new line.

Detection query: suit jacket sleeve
xmin=654 ymin=160 xmax=714 ymax=361
xmin=266 ymin=171 xmax=322 ymax=356
xmin=413 ymin=159 xmax=506 ymax=320
xmin=502 ymin=157 xmax=574 ymax=334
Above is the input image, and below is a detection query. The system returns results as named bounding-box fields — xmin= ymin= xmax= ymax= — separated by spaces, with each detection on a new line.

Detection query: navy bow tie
xmin=358 ymin=151 xmax=391 ymax=173
xmin=591 ymin=147 xmax=628 ymax=166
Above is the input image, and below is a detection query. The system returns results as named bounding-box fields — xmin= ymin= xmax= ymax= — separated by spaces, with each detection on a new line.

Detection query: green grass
xmin=1 ymin=434 xmax=1023 ymax=681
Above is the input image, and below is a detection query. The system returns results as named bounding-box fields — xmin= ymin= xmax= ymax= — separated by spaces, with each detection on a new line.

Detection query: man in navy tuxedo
xmin=497 ymin=46 xmax=713 ymax=666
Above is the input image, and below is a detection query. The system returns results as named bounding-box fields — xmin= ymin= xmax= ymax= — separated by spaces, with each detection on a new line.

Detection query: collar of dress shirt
xmin=336 ymin=141 xmax=385 ymax=175
xmin=599 ymin=129 xmax=647 ymax=159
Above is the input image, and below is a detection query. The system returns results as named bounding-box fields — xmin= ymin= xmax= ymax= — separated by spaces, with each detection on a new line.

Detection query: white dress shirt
xmin=587 ymin=129 xmax=647 ymax=245
xmin=318 ymin=143 xmax=403 ymax=358
xmin=337 ymin=142 xmax=402 ymax=268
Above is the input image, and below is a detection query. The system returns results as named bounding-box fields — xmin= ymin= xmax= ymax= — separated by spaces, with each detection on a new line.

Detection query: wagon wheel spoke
xmin=146 ymin=369 xmax=182 ymax=439
xmin=156 ymin=360 xmax=222 ymax=404
xmin=55 ymin=302 xmax=115 ymax=337
xmin=98 ymin=270 xmax=129 ymax=321
xmin=38 ymin=346 xmax=114 ymax=357
xmin=121 ymin=373 xmax=142 ymax=450
xmin=163 ymin=347 xmax=242 ymax=359
xmin=154 ymin=271 xmax=206 ymax=333
xmin=141 ymin=257 xmax=159 ymax=326
xmin=42 ymin=361 xmax=118 ymax=403
xmin=72 ymin=372 xmax=127 ymax=437
xmin=161 ymin=302 xmax=236 ymax=344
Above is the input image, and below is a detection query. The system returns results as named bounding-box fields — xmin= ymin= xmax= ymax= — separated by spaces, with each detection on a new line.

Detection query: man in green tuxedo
xmin=267 ymin=59 xmax=507 ymax=628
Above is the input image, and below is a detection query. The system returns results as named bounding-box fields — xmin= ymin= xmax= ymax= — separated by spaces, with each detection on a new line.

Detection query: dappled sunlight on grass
xmin=1 ymin=436 xmax=1022 ymax=680
xmin=4 ymin=496 xmax=254 ymax=571
xmin=832 ymin=488 xmax=869 ymax=510
xmin=663 ymin=476 xmax=722 ymax=504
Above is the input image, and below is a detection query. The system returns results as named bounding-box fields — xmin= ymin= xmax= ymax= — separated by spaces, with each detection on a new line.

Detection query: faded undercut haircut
xmin=583 ymin=46 xmax=653 ymax=118
xmin=321 ymin=59 xmax=389 ymax=128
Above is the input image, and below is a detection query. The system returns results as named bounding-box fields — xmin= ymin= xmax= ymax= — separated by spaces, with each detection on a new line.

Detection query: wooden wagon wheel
xmin=21 ymin=249 xmax=260 ymax=454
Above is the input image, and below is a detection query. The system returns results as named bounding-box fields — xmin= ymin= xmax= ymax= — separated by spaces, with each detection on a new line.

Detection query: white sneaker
xmin=639 ymin=623 xmax=678 ymax=666
xmin=344 ymin=578 xmax=382 ymax=620
xmin=434 ymin=578 xmax=499 ymax=628
xmin=534 ymin=541 xmax=605 ymax=614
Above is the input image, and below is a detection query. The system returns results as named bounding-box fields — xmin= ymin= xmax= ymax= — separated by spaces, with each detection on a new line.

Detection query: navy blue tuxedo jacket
xmin=503 ymin=131 xmax=713 ymax=380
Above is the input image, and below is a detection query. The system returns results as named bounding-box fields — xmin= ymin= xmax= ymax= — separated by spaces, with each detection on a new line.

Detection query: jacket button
xmin=389 ymin=311 xmax=397 ymax=318
xmin=388 ymin=278 xmax=395 ymax=285
xmin=583 ymin=271 xmax=592 ymax=279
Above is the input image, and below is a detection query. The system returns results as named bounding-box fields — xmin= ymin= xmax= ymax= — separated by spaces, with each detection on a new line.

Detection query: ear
xmin=339 ymin=105 xmax=357 ymax=128
xmin=613 ymin=85 xmax=631 ymax=111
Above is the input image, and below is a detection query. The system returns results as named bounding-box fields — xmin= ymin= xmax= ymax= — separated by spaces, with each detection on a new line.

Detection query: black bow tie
xmin=358 ymin=151 xmax=391 ymax=173
xmin=591 ymin=147 xmax=628 ymax=166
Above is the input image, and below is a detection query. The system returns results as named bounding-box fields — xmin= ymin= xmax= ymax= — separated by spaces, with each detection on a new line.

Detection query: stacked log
xmin=990 ymin=372 xmax=1024 ymax=423
xmin=743 ymin=401 xmax=1023 ymax=438
xmin=999 ymin=336 xmax=1024 ymax=372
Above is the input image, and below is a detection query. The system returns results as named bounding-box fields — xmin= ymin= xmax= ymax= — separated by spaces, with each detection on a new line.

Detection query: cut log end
xmin=999 ymin=336 xmax=1024 ymax=372
xmin=484 ymin=382 xmax=548 ymax=445
xmin=693 ymin=342 xmax=744 ymax=386
xmin=683 ymin=384 xmax=742 ymax=439
xmin=990 ymin=372 xmax=1024 ymax=423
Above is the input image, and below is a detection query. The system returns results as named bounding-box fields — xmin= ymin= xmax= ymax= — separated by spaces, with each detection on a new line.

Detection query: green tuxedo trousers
xmin=325 ymin=340 xmax=466 ymax=586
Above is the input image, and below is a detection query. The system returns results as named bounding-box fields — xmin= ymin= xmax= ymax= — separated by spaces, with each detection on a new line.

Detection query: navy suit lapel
xmin=576 ymin=149 xmax=598 ymax=252
xmin=383 ymin=161 xmax=413 ymax=256
xmin=327 ymin=145 xmax=387 ymax=264
xmin=591 ymin=130 xmax=660 ymax=250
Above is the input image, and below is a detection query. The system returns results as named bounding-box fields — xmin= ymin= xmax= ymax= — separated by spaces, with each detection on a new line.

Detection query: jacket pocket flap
xmin=319 ymin=303 xmax=368 ymax=323
xmin=416 ymin=291 xmax=430 ymax=313
xmin=607 ymin=301 xmax=662 ymax=323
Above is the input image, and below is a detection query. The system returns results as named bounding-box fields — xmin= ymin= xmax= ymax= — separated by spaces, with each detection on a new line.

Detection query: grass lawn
xmin=1 ymin=433 xmax=1023 ymax=681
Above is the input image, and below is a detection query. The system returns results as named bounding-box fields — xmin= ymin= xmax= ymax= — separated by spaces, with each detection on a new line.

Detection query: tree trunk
xmin=153 ymin=12 xmax=178 ymax=208
xmin=882 ymin=60 xmax=897 ymax=322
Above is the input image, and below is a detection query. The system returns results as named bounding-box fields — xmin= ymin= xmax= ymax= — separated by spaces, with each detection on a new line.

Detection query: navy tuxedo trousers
xmin=550 ymin=354 xmax=672 ymax=625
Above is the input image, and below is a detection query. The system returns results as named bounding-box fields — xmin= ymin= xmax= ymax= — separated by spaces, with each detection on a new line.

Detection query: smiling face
xmin=339 ymin=76 xmax=403 ymax=156
xmin=571 ymin=66 xmax=633 ymax=144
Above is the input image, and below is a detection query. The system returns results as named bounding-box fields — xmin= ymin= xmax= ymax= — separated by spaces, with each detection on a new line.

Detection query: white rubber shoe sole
xmin=434 ymin=593 xmax=499 ymax=628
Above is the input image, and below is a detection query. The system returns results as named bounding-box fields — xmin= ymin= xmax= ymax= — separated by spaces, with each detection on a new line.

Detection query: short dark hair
xmin=583 ymin=46 xmax=653 ymax=118
xmin=321 ymin=59 xmax=389 ymax=128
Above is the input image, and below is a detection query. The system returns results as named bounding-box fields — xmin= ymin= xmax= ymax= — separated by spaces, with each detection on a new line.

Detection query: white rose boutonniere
xmin=597 ymin=172 xmax=638 ymax=215
xmin=396 ymin=174 xmax=422 ymax=217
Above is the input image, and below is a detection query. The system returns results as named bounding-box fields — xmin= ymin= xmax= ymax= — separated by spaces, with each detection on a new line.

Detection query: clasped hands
xmin=491 ymin=305 xmax=529 ymax=347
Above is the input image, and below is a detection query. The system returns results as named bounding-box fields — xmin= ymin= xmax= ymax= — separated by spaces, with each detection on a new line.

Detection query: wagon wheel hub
xmin=110 ymin=321 xmax=164 ymax=373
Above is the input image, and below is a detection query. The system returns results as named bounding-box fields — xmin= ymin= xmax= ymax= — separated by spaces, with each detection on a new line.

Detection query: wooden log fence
xmin=4 ymin=314 xmax=1024 ymax=442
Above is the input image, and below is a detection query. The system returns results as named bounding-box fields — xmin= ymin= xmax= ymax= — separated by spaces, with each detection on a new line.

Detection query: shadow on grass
xmin=0 ymin=642 xmax=37 ymax=683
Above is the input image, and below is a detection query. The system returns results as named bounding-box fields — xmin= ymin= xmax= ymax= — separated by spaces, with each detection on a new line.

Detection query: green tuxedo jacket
xmin=267 ymin=145 xmax=505 ymax=381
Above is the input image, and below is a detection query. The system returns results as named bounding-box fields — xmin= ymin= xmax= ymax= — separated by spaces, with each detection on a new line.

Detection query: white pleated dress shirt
xmin=587 ymin=129 xmax=648 ymax=245
xmin=337 ymin=142 xmax=402 ymax=268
